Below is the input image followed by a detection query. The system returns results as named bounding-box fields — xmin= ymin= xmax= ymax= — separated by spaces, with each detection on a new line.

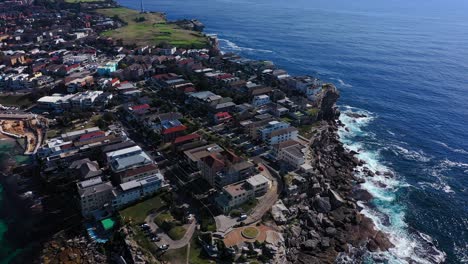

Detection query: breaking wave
xmin=332 ymin=77 xmax=353 ymax=88
xmin=386 ymin=144 xmax=432 ymax=163
xmin=218 ymin=38 xmax=274 ymax=53
xmin=434 ymin=140 xmax=468 ymax=155
xmin=338 ymin=106 xmax=446 ymax=264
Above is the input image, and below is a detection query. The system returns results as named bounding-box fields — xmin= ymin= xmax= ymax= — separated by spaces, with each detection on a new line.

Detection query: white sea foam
xmin=388 ymin=144 xmax=432 ymax=162
xmin=453 ymin=242 xmax=468 ymax=263
xmin=338 ymin=105 xmax=446 ymax=263
xmin=218 ymin=38 xmax=274 ymax=53
xmin=434 ymin=140 xmax=468 ymax=155
xmin=332 ymin=77 xmax=353 ymax=88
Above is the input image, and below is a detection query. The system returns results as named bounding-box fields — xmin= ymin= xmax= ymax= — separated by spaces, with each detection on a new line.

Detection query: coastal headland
xmin=95 ymin=7 xmax=210 ymax=48
xmin=0 ymin=1 xmax=395 ymax=263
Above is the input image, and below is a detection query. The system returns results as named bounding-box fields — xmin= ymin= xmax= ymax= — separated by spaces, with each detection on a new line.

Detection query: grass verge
xmin=119 ymin=194 xmax=166 ymax=224
xmin=168 ymin=226 xmax=186 ymax=241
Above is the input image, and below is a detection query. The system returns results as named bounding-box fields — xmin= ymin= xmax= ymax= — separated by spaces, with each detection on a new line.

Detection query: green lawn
xmin=306 ymin=108 xmax=320 ymax=117
xmin=154 ymin=212 xmax=174 ymax=226
xmin=189 ymin=237 xmax=212 ymax=264
xmin=161 ymin=245 xmax=188 ymax=264
xmin=96 ymin=7 xmax=209 ymax=48
xmin=119 ymin=194 xmax=166 ymax=224
xmin=298 ymin=121 xmax=320 ymax=138
xmin=0 ymin=94 xmax=33 ymax=107
xmin=240 ymin=199 xmax=258 ymax=214
xmin=242 ymin=227 xmax=259 ymax=239
xmin=168 ymin=226 xmax=186 ymax=240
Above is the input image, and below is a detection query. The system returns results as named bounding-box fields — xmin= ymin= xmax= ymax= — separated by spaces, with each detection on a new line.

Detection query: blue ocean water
xmin=118 ymin=0 xmax=468 ymax=262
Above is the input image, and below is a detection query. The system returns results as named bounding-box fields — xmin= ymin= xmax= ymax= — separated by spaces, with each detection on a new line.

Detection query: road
xmin=246 ymin=163 xmax=280 ymax=224
xmin=215 ymin=163 xmax=281 ymax=234
xmin=145 ymin=212 xmax=196 ymax=250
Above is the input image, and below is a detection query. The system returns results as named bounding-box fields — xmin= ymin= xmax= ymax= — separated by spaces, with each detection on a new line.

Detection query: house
xmin=271 ymin=140 xmax=305 ymax=168
xmin=97 ymin=61 xmax=118 ymax=76
xmin=173 ymin=133 xmax=201 ymax=147
xmin=183 ymin=144 xmax=224 ymax=169
xmin=69 ymin=158 xmax=102 ymax=180
xmin=213 ymin=112 xmax=232 ymax=124
xmin=258 ymin=121 xmax=290 ymax=142
xmin=252 ymin=94 xmax=270 ymax=107
xmin=215 ymin=174 xmax=269 ymax=213
xmin=69 ymin=91 xmax=104 ymax=110
xmin=199 ymin=150 xmax=254 ymax=187
xmin=268 ymin=127 xmax=298 ymax=145
xmin=126 ymin=104 xmax=151 ymax=121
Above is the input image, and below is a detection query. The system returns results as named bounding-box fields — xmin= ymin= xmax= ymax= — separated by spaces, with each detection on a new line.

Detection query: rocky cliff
xmin=282 ymin=84 xmax=392 ymax=263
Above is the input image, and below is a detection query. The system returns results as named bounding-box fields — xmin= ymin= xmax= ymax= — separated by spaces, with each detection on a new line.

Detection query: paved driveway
xmin=246 ymin=163 xmax=279 ymax=224
xmin=145 ymin=213 xmax=196 ymax=250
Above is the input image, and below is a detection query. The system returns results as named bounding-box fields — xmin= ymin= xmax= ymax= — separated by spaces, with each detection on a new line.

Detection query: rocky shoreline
xmin=281 ymin=84 xmax=393 ymax=263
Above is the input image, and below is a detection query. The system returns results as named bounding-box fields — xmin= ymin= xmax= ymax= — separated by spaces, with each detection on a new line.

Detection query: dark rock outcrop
xmin=282 ymin=82 xmax=393 ymax=264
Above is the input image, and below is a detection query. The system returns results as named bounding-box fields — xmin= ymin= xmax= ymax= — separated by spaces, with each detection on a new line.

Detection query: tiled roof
xmin=215 ymin=112 xmax=231 ymax=119
xmin=79 ymin=131 xmax=105 ymax=141
xmin=162 ymin=125 xmax=187 ymax=135
xmin=118 ymin=163 xmax=158 ymax=178
xmin=131 ymin=104 xmax=150 ymax=111
xmin=174 ymin=133 xmax=200 ymax=144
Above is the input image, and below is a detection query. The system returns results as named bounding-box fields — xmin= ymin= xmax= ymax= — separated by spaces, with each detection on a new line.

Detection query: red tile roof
xmin=118 ymin=163 xmax=158 ymax=178
xmin=162 ymin=125 xmax=187 ymax=135
xmin=216 ymin=73 xmax=233 ymax=80
xmin=184 ymin=86 xmax=197 ymax=93
xmin=215 ymin=112 xmax=232 ymax=119
xmin=60 ymin=143 xmax=74 ymax=150
xmin=79 ymin=131 xmax=105 ymax=141
xmin=131 ymin=104 xmax=150 ymax=111
xmin=174 ymin=133 xmax=201 ymax=144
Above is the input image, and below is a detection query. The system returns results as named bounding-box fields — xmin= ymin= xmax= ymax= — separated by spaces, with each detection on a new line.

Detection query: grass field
xmin=154 ymin=212 xmax=174 ymax=226
xmin=119 ymin=194 xmax=166 ymax=223
xmin=161 ymin=245 xmax=188 ymax=264
xmin=168 ymin=226 xmax=186 ymax=240
xmin=96 ymin=7 xmax=209 ymax=48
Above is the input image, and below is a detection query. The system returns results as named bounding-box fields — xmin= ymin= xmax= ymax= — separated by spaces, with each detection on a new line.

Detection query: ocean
xmin=115 ymin=0 xmax=468 ymax=263
xmin=0 ymin=139 xmax=27 ymax=264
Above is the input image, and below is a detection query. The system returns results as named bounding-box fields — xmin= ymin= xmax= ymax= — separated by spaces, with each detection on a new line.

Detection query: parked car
xmin=151 ymin=235 xmax=161 ymax=242
xmin=159 ymin=244 xmax=169 ymax=251
xmin=238 ymin=214 xmax=248 ymax=221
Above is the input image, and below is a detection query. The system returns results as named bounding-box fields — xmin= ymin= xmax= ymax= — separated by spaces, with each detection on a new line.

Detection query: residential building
xmin=111 ymin=173 xmax=166 ymax=209
xmin=97 ymin=61 xmax=118 ymax=76
xmin=213 ymin=112 xmax=232 ymax=124
xmin=106 ymin=145 xmax=152 ymax=173
xmin=77 ymin=177 xmax=114 ymax=217
xmin=199 ymin=150 xmax=254 ymax=187
xmin=115 ymin=163 xmax=159 ymax=183
xmin=183 ymin=144 xmax=224 ymax=169
xmin=252 ymin=94 xmax=270 ymax=107
xmin=215 ymin=174 xmax=269 ymax=213
xmin=258 ymin=121 xmax=290 ymax=142
xmin=268 ymin=127 xmax=299 ymax=145
xmin=271 ymin=140 xmax=306 ymax=168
